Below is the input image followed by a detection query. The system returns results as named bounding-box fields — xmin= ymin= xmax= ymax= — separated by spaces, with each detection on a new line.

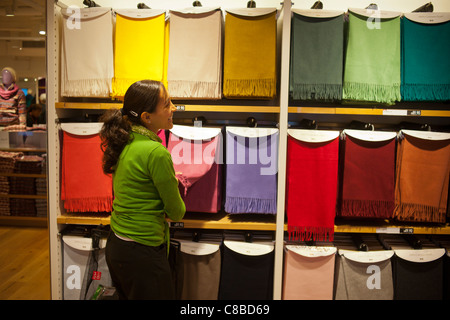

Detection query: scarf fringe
xmin=287 ymin=225 xmax=334 ymax=242
xmin=291 ymin=83 xmax=342 ymax=101
xmin=62 ymin=78 xmax=112 ymax=98
xmin=343 ymin=81 xmax=401 ymax=104
xmin=340 ymin=199 xmax=394 ymax=219
xmin=168 ymin=80 xmax=221 ymax=99
xmin=63 ymin=197 xmax=113 ymax=213
xmin=394 ymin=202 xmax=446 ymax=223
xmin=224 ymin=78 xmax=276 ymax=99
xmin=225 ymin=196 xmax=277 ymax=214
xmin=401 ymin=83 xmax=450 ymax=101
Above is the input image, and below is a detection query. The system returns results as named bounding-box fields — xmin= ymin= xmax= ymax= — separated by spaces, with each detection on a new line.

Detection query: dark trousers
xmin=105 ymin=232 xmax=175 ymax=300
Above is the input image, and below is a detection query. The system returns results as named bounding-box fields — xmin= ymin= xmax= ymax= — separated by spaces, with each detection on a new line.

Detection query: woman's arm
xmin=149 ymin=146 xmax=186 ymax=221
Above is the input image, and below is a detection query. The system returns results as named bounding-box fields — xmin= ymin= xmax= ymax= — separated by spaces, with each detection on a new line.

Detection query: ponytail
xmin=99 ymin=108 xmax=132 ymax=174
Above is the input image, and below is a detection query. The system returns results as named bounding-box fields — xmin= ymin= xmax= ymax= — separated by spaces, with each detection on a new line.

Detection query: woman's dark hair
xmin=99 ymin=80 xmax=163 ymax=174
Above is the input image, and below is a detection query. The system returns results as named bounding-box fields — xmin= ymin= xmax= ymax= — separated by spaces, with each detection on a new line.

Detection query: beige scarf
xmin=167 ymin=8 xmax=222 ymax=99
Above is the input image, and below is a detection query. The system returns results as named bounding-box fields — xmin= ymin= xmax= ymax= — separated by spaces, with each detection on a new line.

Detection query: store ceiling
xmin=0 ymin=0 xmax=46 ymax=58
xmin=0 ymin=0 xmax=46 ymax=84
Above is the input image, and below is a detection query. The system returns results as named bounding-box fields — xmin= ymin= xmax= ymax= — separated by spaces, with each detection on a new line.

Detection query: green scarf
xmin=290 ymin=12 xmax=344 ymax=101
xmin=343 ymin=11 xmax=401 ymax=104
xmin=131 ymin=125 xmax=162 ymax=143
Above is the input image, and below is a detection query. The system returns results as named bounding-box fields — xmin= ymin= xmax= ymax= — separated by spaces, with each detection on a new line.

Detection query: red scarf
xmin=286 ymin=135 xmax=339 ymax=241
xmin=338 ymin=135 xmax=396 ymax=219
xmin=61 ymin=131 xmax=113 ymax=212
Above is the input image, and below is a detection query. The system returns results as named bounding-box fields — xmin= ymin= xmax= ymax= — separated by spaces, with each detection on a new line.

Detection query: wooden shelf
xmin=289 ymin=106 xmax=450 ymax=117
xmin=57 ymin=212 xmax=278 ymax=230
xmin=0 ymin=173 xmax=46 ymax=178
xmin=56 ymin=212 xmax=450 ymax=235
xmin=56 ymin=102 xmax=280 ymax=113
xmin=0 ymin=148 xmax=46 ymax=153
xmin=55 ymin=102 xmax=450 ymax=117
xmin=0 ymin=215 xmax=47 ymax=227
xmin=334 ymin=222 xmax=450 ymax=235
xmin=0 ymin=194 xmax=47 ymax=199
xmin=57 ymin=213 xmax=111 ymax=225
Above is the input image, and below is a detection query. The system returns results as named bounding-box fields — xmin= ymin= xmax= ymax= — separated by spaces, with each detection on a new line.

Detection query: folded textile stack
xmin=35 ymin=177 xmax=46 ymax=195
xmin=0 ymin=151 xmax=23 ymax=173
xmin=0 ymin=198 xmax=9 ymax=216
xmin=9 ymin=177 xmax=35 ymax=195
xmin=35 ymin=199 xmax=47 ymax=217
xmin=0 ymin=176 xmax=9 ymax=194
xmin=14 ymin=155 xmax=43 ymax=174
xmin=10 ymin=198 xmax=36 ymax=217
xmin=0 ymin=151 xmax=23 ymax=216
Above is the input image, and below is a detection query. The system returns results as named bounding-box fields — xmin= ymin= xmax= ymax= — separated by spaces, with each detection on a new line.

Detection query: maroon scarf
xmin=338 ymin=134 xmax=396 ymax=219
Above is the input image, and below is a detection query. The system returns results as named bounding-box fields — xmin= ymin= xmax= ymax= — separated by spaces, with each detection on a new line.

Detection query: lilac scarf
xmin=224 ymin=127 xmax=278 ymax=214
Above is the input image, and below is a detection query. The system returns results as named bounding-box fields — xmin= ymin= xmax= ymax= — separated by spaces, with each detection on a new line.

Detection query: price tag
xmin=170 ymin=222 xmax=184 ymax=228
xmin=382 ymin=109 xmax=421 ymax=116
xmin=376 ymin=227 xmax=414 ymax=234
xmin=92 ymin=271 xmax=102 ymax=281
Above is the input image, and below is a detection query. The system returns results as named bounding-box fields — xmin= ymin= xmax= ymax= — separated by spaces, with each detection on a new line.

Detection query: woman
xmin=100 ymin=80 xmax=185 ymax=299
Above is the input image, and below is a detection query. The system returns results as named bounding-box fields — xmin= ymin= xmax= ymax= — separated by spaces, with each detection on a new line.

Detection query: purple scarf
xmin=224 ymin=127 xmax=278 ymax=214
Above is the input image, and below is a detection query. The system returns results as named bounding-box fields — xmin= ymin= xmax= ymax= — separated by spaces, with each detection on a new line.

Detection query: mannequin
xmin=0 ymin=67 xmax=26 ymax=128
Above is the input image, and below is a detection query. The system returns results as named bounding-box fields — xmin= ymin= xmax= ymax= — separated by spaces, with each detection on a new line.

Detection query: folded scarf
xmin=290 ymin=10 xmax=344 ymax=101
xmin=60 ymin=7 xmax=113 ymax=98
xmin=224 ymin=127 xmax=278 ymax=214
xmin=218 ymin=241 xmax=274 ymax=300
xmin=282 ymin=246 xmax=336 ymax=300
xmin=167 ymin=8 xmax=222 ymax=99
xmin=343 ymin=9 xmax=401 ymax=104
xmin=335 ymin=250 xmax=394 ymax=300
xmin=401 ymin=13 xmax=450 ymax=101
xmin=338 ymin=130 xmax=396 ymax=219
xmin=167 ymin=125 xmax=222 ymax=213
xmin=393 ymin=249 xmax=445 ymax=300
xmin=394 ymin=130 xmax=450 ymax=223
xmin=61 ymin=129 xmax=113 ymax=212
xmin=286 ymin=130 xmax=339 ymax=241
xmin=112 ymin=9 xmax=166 ymax=99
xmin=223 ymin=8 xmax=277 ymax=99
xmin=178 ymin=241 xmax=221 ymax=300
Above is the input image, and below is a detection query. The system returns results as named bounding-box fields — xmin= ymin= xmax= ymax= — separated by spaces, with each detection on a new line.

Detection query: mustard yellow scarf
xmin=223 ymin=9 xmax=277 ymax=99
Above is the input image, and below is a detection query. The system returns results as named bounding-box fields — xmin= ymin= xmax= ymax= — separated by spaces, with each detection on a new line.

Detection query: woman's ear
xmin=141 ymin=111 xmax=151 ymax=124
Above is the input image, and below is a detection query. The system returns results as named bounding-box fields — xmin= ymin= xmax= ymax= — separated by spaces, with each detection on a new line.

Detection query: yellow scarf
xmin=223 ymin=9 xmax=277 ymax=99
xmin=112 ymin=11 xmax=167 ymax=99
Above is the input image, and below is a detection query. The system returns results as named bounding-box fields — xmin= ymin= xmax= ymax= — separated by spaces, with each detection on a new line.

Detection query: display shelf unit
xmin=46 ymin=0 xmax=450 ymax=301
xmin=0 ymin=146 xmax=47 ymax=227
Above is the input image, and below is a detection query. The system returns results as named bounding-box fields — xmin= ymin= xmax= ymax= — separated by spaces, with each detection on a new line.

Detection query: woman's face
xmin=142 ymin=86 xmax=176 ymax=134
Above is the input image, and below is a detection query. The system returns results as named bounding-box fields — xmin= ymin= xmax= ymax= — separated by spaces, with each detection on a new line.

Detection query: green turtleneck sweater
xmin=110 ymin=125 xmax=185 ymax=247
